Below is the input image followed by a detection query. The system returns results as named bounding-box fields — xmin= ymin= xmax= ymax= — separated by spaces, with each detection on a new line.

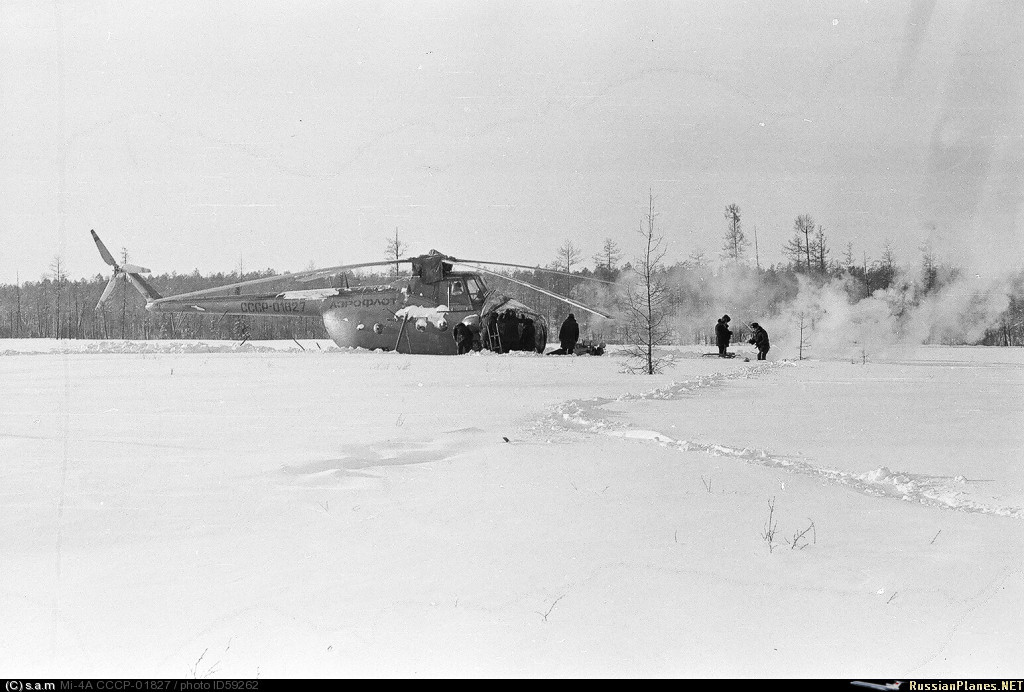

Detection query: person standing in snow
xmin=453 ymin=321 xmax=474 ymax=354
xmin=558 ymin=313 xmax=579 ymax=355
xmin=715 ymin=314 xmax=732 ymax=357
xmin=519 ymin=317 xmax=536 ymax=352
xmin=497 ymin=311 xmax=519 ymax=353
xmin=748 ymin=322 xmax=770 ymax=360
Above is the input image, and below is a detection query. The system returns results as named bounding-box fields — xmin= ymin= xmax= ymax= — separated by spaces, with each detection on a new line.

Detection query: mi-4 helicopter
xmin=91 ymin=230 xmax=615 ymax=355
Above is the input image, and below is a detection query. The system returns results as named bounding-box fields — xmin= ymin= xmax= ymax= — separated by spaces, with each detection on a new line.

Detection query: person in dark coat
xmin=748 ymin=322 xmax=770 ymax=360
xmin=715 ymin=314 xmax=732 ymax=357
xmin=559 ymin=313 xmax=580 ymax=355
xmin=497 ymin=311 xmax=518 ymax=353
xmin=452 ymin=321 xmax=474 ymax=354
xmin=519 ymin=318 xmax=536 ymax=352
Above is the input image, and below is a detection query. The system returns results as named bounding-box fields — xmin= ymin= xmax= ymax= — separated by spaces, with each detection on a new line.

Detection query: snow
xmin=1 ymin=340 xmax=1021 ymax=678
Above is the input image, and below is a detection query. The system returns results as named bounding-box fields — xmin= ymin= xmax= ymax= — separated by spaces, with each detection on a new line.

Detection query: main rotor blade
xmin=151 ymin=258 xmax=414 ymax=303
xmin=91 ymin=230 xmax=118 ymax=268
xmin=96 ymin=274 xmax=119 ymax=310
xmin=453 ymin=259 xmax=617 ymax=285
xmin=120 ymin=263 xmax=150 ymax=274
xmin=293 ymin=258 xmax=412 ymax=283
xmin=469 ymin=265 xmax=616 ymax=319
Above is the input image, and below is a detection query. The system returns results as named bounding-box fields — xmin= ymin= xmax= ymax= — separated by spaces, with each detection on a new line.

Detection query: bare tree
xmin=797 ymin=313 xmax=811 ymax=360
xmin=623 ymin=193 xmax=673 ymax=374
xmin=384 ymin=227 xmax=409 ymax=277
xmin=14 ymin=272 xmax=22 ymax=338
xmin=784 ymin=214 xmax=815 ymax=272
xmin=49 ymin=255 xmax=67 ymax=338
xmin=920 ymin=241 xmax=939 ymax=292
xmin=843 ymin=242 xmax=855 ymax=270
xmin=880 ymin=242 xmax=896 ymax=268
xmin=683 ymin=247 xmax=708 ymax=269
xmin=554 ymin=239 xmax=582 ymax=297
xmin=722 ymin=204 xmax=749 ymax=263
xmin=880 ymin=242 xmax=898 ymax=285
xmin=120 ymin=247 xmax=130 ymax=339
xmin=811 ymin=225 xmax=830 ymax=274
xmin=592 ymin=238 xmax=622 ymax=277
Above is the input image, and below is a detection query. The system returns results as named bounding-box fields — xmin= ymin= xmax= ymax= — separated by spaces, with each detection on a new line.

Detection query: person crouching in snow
xmin=748 ymin=322 xmax=770 ymax=360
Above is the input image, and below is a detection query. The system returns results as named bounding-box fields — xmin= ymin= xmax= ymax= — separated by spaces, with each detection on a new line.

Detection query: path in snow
xmin=541 ymin=360 xmax=1024 ymax=520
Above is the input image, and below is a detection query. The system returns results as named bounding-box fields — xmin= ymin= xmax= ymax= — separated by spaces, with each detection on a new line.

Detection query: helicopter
xmin=91 ymin=230 xmax=615 ymax=355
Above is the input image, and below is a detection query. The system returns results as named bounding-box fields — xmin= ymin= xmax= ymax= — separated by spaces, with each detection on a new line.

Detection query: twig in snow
xmin=535 ymin=594 xmax=565 ymax=622
xmin=930 ymin=529 xmax=942 ymax=545
xmin=189 ymin=649 xmax=208 ymax=678
xmin=761 ymin=497 xmax=778 ymax=552
xmin=189 ymin=647 xmax=221 ymax=679
xmin=785 ymin=519 xmax=815 ymax=550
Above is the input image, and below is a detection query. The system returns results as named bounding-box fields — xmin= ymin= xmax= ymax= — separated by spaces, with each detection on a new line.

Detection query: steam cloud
xmin=653 ymin=264 xmax=1017 ymax=362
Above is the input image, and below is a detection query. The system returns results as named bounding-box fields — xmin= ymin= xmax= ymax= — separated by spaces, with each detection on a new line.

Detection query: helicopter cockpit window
xmin=447 ymin=279 xmax=472 ymax=308
xmin=465 ymin=278 xmax=485 ymax=302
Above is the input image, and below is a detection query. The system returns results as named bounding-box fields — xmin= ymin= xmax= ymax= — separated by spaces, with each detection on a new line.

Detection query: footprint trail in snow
xmin=541 ymin=361 xmax=1023 ymax=520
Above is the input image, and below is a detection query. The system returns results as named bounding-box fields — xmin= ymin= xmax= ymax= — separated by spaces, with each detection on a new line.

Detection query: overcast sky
xmin=1 ymin=0 xmax=1021 ymax=284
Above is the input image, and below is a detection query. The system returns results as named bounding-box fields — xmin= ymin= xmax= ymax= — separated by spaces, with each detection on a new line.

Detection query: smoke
xmin=769 ymin=271 xmax=1013 ymax=361
xmin=904 ymin=275 xmax=1011 ymax=346
xmin=665 ymin=263 xmax=797 ymax=348
xmin=649 ymin=259 xmax=1017 ymax=361
xmin=773 ymin=276 xmax=900 ymax=360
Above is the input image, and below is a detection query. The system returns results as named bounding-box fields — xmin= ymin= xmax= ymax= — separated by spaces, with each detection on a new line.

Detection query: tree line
xmin=0 ymin=266 xmax=327 ymax=341
xmin=2 ymin=208 xmax=1022 ymax=348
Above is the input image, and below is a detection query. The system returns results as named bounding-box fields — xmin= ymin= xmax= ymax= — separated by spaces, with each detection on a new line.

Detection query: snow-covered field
xmin=2 ymin=339 xmax=1021 ymax=678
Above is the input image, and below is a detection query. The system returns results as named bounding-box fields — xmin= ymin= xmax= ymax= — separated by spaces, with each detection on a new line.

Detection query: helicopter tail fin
xmin=91 ymin=230 xmax=162 ymax=309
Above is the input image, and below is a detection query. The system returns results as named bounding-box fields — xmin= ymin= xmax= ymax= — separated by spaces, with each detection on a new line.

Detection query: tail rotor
xmin=97 ymin=274 xmax=119 ymax=308
xmin=91 ymin=230 xmax=154 ymax=310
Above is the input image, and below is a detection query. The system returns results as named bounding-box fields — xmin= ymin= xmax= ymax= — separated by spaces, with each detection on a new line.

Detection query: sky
xmin=1 ymin=0 xmax=1022 ymax=285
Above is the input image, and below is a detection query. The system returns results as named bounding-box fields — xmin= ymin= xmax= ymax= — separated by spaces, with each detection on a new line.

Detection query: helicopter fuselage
xmin=145 ymin=271 xmax=506 ymax=354
xmin=91 ymin=230 xmax=603 ymax=355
